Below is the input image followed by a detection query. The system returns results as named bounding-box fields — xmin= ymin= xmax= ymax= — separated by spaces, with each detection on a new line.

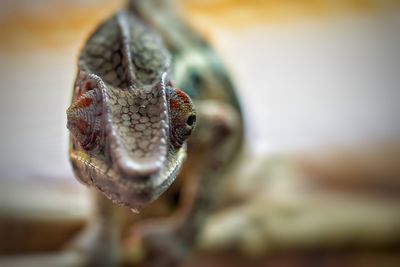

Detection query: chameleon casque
xmin=67 ymin=0 xmax=243 ymax=266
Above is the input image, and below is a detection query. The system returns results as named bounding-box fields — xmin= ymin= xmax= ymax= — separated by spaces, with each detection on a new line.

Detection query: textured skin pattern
xmin=67 ymin=77 xmax=104 ymax=152
xmin=81 ymin=13 xmax=169 ymax=88
xmin=67 ymin=11 xmax=196 ymax=209
xmin=167 ymin=85 xmax=197 ymax=147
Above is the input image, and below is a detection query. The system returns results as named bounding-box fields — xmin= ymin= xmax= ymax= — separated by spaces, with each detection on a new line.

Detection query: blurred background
xmin=0 ymin=0 xmax=399 ymax=266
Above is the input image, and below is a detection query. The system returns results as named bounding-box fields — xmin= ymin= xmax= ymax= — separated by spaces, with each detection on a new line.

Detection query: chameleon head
xmin=66 ymin=11 xmax=196 ymax=209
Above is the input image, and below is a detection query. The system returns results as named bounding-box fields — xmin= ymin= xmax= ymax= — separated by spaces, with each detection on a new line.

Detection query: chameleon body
xmin=67 ymin=0 xmax=243 ymax=265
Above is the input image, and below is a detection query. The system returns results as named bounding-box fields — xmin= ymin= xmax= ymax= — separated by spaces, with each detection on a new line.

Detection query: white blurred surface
xmin=214 ymin=12 xmax=400 ymax=154
xmin=0 ymin=49 xmax=77 ymax=180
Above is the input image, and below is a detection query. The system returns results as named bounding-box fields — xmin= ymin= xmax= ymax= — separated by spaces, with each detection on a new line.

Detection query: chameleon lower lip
xmin=94 ymin=157 xmax=184 ymax=209
xmin=94 ymin=173 xmax=156 ymax=209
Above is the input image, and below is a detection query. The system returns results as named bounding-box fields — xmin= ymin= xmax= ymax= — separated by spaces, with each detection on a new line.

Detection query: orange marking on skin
xmin=77 ymin=97 xmax=93 ymax=108
xmin=169 ymin=98 xmax=180 ymax=110
xmin=176 ymin=89 xmax=191 ymax=104
xmin=84 ymin=81 xmax=93 ymax=90
xmin=77 ymin=118 xmax=89 ymax=135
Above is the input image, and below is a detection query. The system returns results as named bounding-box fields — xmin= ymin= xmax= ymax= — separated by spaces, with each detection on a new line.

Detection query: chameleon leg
xmin=124 ymin=100 xmax=242 ymax=266
xmin=175 ymin=100 xmax=243 ymax=245
xmin=66 ymin=189 xmax=123 ymax=267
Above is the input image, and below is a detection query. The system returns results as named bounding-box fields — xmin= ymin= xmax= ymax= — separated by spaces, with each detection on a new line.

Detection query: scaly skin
xmin=67 ymin=11 xmax=196 ymax=210
xmin=66 ymin=1 xmax=243 ymax=266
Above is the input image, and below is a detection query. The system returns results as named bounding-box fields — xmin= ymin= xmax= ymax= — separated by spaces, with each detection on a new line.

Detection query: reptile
xmin=66 ymin=0 xmax=243 ymax=266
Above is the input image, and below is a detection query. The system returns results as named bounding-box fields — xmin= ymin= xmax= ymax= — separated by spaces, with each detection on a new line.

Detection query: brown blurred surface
xmin=185 ymin=250 xmax=400 ymax=267
xmin=0 ymin=1 xmax=123 ymax=50
xmin=0 ymin=179 xmax=88 ymax=254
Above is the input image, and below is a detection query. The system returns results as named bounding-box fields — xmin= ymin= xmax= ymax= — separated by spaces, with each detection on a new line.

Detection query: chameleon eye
xmin=67 ymin=88 xmax=104 ymax=151
xmin=167 ymin=87 xmax=196 ymax=147
xmin=186 ymin=114 xmax=196 ymax=127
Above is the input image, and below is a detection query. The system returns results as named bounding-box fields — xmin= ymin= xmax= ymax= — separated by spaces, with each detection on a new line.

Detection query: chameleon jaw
xmin=69 ymin=143 xmax=186 ymax=209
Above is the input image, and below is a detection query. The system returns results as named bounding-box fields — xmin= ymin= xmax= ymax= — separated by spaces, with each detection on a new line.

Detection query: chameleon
xmin=66 ymin=0 xmax=243 ymax=266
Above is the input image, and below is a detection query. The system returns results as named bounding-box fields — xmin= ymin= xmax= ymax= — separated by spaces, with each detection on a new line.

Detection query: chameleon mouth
xmin=70 ymin=144 xmax=186 ymax=209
